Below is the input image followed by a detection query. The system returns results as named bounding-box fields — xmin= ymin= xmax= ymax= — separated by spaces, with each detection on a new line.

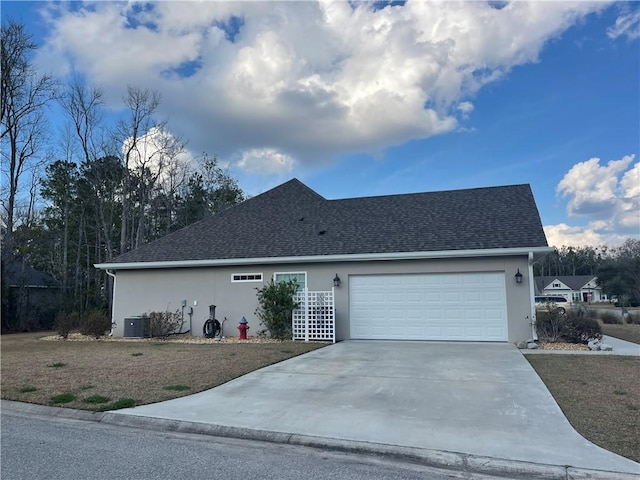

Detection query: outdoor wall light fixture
xmin=515 ymin=269 xmax=523 ymax=284
xmin=333 ymin=274 xmax=341 ymax=287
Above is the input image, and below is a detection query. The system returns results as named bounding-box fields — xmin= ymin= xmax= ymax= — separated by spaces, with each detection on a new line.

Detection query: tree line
xmin=533 ymin=240 xmax=640 ymax=306
xmin=1 ymin=21 xmax=244 ymax=332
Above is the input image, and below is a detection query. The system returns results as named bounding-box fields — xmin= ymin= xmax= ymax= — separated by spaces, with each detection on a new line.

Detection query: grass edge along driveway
xmin=2 ymin=332 xmax=639 ymax=464
xmin=1 ymin=332 xmax=327 ymax=412
xmin=526 ymin=354 xmax=640 ymax=464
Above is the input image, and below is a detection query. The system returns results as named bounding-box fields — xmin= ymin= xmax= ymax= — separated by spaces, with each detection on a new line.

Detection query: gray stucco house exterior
xmin=96 ymin=179 xmax=553 ymax=343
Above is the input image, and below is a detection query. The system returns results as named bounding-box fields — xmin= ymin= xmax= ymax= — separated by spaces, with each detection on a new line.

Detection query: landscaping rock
xmin=526 ymin=341 xmax=539 ymax=350
xmin=598 ymin=343 xmax=613 ymax=351
xmin=515 ymin=341 xmax=527 ymax=349
xmin=588 ymin=339 xmax=601 ymax=351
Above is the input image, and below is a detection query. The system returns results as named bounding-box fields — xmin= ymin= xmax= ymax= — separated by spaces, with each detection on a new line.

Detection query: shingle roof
xmin=535 ymin=275 xmax=597 ymax=293
xmin=4 ymin=262 xmax=60 ymax=287
xmin=108 ymin=179 xmax=549 ymax=264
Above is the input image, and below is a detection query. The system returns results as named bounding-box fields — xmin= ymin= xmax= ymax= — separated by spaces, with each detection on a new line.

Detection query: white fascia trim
xmin=94 ymin=246 xmax=555 ymax=271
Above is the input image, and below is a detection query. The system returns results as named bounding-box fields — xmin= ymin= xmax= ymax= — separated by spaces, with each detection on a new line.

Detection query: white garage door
xmin=350 ymin=272 xmax=507 ymax=341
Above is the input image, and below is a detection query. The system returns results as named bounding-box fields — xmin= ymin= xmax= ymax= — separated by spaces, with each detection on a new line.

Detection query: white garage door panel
xmin=350 ymin=273 xmax=507 ymax=341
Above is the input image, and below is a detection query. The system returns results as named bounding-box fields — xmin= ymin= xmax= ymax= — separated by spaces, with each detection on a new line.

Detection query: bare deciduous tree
xmin=1 ymin=21 xmax=56 ymax=257
xmin=59 ymin=77 xmax=105 ymax=163
xmin=114 ymin=86 xmax=161 ymax=254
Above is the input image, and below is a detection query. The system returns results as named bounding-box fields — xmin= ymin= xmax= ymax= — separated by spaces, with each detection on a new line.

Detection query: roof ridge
xmin=103 ymin=179 xmax=549 ymax=265
xmin=328 ymin=183 xmax=531 ymax=202
xmin=249 ymin=178 xmax=326 ymax=202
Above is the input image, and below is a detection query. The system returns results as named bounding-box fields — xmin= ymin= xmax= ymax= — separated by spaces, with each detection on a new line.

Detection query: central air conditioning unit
xmin=123 ymin=317 xmax=150 ymax=338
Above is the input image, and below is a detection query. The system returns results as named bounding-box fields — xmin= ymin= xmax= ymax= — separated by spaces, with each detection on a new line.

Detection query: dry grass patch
xmin=601 ymin=323 xmax=640 ymax=345
xmin=527 ymin=355 xmax=640 ymax=463
xmin=1 ymin=332 xmax=327 ymax=411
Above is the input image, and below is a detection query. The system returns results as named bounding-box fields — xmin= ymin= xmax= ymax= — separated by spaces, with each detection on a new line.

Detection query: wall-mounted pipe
xmin=105 ymin=269 xmax=116 ymax=336
xmin=528 ymin=252 xmax=538 ymax=341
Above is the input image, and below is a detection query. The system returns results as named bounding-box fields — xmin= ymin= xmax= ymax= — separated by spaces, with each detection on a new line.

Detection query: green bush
xmin=80 ymin=310 xmax=112 ymax=338
xmin=598 ymin=310 xmax=621 ymax=325
xmin=54 ymin=311 xmax=79 ymax=339
xmin=146 ymin=310 xmax=184 ymax=337
xmin=561 ymin=312 xmax=602 ymax=344
xmin=255 ymin=279 xmax=299 ymax=340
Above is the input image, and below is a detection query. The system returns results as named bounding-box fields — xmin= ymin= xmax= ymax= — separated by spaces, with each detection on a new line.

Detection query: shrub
xmin=535 ymin=309 xmax=564 ymax=342
xmin=54 ymin=311 xmax=79 ymax=339
xmin=561 ymin=312 xmax=602 ymax=344
xmin=598 ymin=310 xmax=621 ymax=325
xmin=255 ymin=279 xmax=299 ymax=340
xmin=146 ymin=310 xmax=184 ymax=337
xmin=572 ymin=302 xmax=590 ymax=318
xmin=536 ymin=310 xmax=603 ymax=344
xmin=625 ymin=311 xmax=640 ymax=325
xmin=80 ymin=310 xmax=112 ymax=338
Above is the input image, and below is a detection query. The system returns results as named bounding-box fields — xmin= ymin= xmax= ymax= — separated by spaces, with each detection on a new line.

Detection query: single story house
xmin=534 ymin=275 xmax=609 ymax=303
xmin=3 ymin=261 xmax=62 ymax=331
xmin=95 ymin=179 xmax=553 ymax=343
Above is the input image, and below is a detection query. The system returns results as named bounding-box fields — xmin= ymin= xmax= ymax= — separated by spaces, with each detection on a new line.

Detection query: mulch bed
xmin=536 ymin=341 xmax=589 ymax=351
xmin=40 ymin=333 xmax=287 ymax=344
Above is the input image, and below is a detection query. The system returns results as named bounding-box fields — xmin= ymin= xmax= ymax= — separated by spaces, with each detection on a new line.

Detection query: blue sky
xmin=2 ymin=1 xmax=639 ymax=248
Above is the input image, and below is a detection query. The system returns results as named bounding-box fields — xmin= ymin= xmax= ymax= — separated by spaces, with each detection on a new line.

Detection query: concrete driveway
xmin=114 ymin=341 xmax=639 ymax=475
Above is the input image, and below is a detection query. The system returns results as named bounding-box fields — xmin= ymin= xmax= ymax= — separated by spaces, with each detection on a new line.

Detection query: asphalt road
xmin=1 ymin=411 xmax=503 ymax=480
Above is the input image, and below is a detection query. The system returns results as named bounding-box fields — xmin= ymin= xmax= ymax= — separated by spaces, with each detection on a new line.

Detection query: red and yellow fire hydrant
xmin=237 ymin=317 xmax=249 ymax=340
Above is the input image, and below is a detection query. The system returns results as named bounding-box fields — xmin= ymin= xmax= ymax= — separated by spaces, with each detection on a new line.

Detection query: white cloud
xmin=457 ymin=101 xmax=474 ymax=120
xmin=543 ymin=223 xmax=610 ymax=249
xmin=123 ymin=126 xmax=191 ymax=189
xmin=547 ymin=155 xmax=640 ymax=247
xmin=607 ymin=9 xmax=640 ymax=40
xmin=35 ymin=1 xmax=610 ymax=170
xmin=237 ymin=148 xmax=295 ymax=175
xmin=457 ymin=102 xmax=474 ymax=114
xmin=620 ymin=160 xmax=640 ymax=198
xmin=557 ymin=155 xmax=634 ymax=218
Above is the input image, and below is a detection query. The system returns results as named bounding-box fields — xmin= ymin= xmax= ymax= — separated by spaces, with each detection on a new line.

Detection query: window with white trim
xmin=231 ymin=273 xmax=263 ymax=282
xmin=274 ymin=272 xmax=307 ymax=291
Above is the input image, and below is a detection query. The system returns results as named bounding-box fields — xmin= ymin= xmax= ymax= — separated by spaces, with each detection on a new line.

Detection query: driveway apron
xmin=115 ymin=341 xmax=639 ymax=474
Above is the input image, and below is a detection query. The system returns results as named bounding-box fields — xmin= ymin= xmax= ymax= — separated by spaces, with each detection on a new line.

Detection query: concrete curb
xmin=2 ymin=400 xmax=638 ymax=480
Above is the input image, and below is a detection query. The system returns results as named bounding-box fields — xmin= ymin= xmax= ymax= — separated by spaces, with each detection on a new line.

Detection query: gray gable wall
xmin=110 ymin=179 xmax=549 ymax=264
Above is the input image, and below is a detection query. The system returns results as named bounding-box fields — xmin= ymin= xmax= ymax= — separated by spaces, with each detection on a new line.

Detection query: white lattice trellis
xmin=292 ymin=288 xmax=335 ymax=342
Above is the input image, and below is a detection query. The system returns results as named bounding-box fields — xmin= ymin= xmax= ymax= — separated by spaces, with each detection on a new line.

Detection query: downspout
xmin=528 ymin=252 xmax=537 ymax=341
xmin=105 ymin=269 xmax=117 ymax=337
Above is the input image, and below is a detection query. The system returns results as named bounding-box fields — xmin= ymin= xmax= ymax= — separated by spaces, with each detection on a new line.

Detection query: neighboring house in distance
xmin=3 ymin=261 xmax=62 ymax=331
xmin=535 ymin=275 xmax=609 ymax=303
xmin=95 ymin=179 xmax=553 ymax=343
